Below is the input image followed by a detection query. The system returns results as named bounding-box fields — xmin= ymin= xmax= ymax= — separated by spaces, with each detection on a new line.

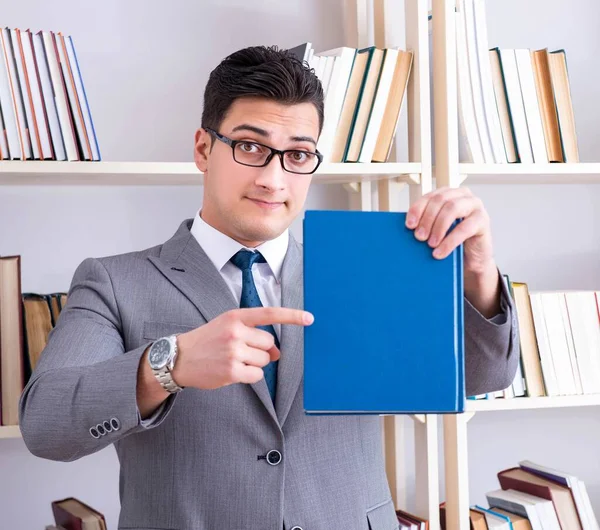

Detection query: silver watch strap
xmin=154 ymin=367 xmax=183 ymax=394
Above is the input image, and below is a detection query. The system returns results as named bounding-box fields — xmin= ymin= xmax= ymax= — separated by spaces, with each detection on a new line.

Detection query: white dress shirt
xmin=190 ymin=211 xmax=289 ymax=338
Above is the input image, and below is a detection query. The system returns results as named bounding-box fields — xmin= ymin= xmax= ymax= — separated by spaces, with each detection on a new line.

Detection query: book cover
xmin=303 ymin=210 xmax=465 ymax=414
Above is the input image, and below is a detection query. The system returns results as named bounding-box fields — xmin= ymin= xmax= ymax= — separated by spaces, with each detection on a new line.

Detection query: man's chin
xmin=239 ymin=218 xmax=288 ymax=243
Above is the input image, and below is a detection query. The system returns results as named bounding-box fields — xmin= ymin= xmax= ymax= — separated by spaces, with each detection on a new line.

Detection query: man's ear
xmin=194 ymin=128 xmax=212 ymax=172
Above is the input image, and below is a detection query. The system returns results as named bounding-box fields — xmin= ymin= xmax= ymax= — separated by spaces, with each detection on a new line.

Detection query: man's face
xmin=194 ymin=97 xmax=320 ymax=247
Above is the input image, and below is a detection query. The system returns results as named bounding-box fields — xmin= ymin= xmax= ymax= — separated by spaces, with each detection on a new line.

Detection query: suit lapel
xmin=147 ymin=219 xmax=279 ymax=425
xmin=276 ymin=236 xmax=304 ymax=427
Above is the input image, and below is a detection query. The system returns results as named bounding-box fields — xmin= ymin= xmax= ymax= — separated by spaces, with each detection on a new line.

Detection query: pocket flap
xmin=142 ymin=320 xmax=196 ymax=340
xmin=367 ymin=499 xmax=398 ymax=530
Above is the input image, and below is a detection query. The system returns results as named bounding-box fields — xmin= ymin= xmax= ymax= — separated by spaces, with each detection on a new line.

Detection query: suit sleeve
xmin=18 ymin=257 xmax=178 ymax=462
xmin=463 ymin=268 xmax=520 ymax=397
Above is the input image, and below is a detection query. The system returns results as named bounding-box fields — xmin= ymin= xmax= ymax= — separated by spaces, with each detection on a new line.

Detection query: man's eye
xmin=239 ymin=142 xmax=259 ymax=153
xmin=290 ymin=152 xmax=307 ymax=162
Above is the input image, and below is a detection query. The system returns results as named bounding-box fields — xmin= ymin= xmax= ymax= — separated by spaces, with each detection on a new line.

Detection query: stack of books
xmin=471 ymin=276 xmax=600 ymax=401
xmin=454 ymin=0 xmax=579 ymax=164
xmin=289 ymin=42 xmax=413 ymax=164
xmin=0 ymin=28 xmax=100 ymax=161
xmin=441 ymin=460 xmax=599 ymax=529
xmin=0 ymin=254 xmax=67 ymax=426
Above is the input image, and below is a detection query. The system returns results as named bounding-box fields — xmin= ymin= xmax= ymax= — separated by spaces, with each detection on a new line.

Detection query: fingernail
xmin=406 ymin=215 xmax=416 ymax=228
xmin=433 ymin=248 xmax=443 ymax=259
xmin=429 ymin=235 xmax=438 ymax=247
xmin=415 ymin=227 xmax=427 ymax=240
xmin=304 ymin=312 xmax=314 ymax=325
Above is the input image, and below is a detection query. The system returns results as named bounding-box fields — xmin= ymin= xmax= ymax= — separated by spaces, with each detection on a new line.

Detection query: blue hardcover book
xmin=302 ymin=210 xmax=465 ymax=414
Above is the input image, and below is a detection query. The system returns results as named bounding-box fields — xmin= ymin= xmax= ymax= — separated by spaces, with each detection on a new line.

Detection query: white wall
xmin=1 ymin=0 xmax=599 ymax=528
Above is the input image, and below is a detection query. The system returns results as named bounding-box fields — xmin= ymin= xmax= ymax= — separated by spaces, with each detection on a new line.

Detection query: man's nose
xmin=255 ymin=154 xmax=286 ymax=190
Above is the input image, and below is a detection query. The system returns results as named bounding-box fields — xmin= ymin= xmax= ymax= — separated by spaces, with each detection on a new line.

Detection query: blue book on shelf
xmin=302 ymin=210 xmax=465 ymax=415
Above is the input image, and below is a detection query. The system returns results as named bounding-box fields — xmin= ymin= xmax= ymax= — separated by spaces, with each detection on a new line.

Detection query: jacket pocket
xmin=367 ymin=498 xmax=399 ymax=530
xmin=142 ymin=320 xmax=197 ymax=340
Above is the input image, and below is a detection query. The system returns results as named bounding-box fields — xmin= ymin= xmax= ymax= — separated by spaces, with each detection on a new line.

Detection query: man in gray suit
xmin=19 ymin=46 xmax=518 ymax=530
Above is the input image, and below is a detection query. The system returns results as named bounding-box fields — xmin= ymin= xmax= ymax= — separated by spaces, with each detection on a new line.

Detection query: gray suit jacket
xmin=19 ymin=218 xmax=519 ymax=530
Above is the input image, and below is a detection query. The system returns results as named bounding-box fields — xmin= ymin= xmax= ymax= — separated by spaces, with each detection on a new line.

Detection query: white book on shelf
xmin=455 ymin=7 xmax=485 ymax=163
xmin=529 ymin=292 xmax=560 ymax=396
xmin=358 ymin=47 xmax=398 ymax=163
xmin=489 ymin=49 xmax=518 ymax=163
xmin=1 ymin=28 xmax=31 ymax=159
xmin=559 ymin=292 xmax=584 ymax=395
xmin=20 ymin=29 xmax=54 ymax=160
xmin=56 ymin=32 xmax=92 ymax=160
xmin=319 ymin=55 xmax=335 ymax=96
xmin=472 ymin=0 xmax=506 ymax=163
xmin=315 ymin=47 xmax=355 ymax=162
xmin=541 ymin=292 xmax=579 ymax=396
xmin=10 ymin=28 xmax=41 ymax=160
xmin=474 ymin=0 xmax=508 ymax=163
xmin=31 ymin=31 xmax=66 ymax=161
xmin=0 ymin=32 xmax=19 ymax=158
xmin=498 ymin=49 xmax=534 ymax=163
xmin=42 ymin=30 xmax=79 ymax=161
xmin=564 ymin=291 xmax=600 ymax=395
xmin=65 ymin=35 xmax=100 ymax=161
xmin=462 ymin=0 xmax=495 ymax=163
xmin=0 ymin=90 xmax=9 ymax=158
xmin=514 ymin=48 xmax=548 ymax=163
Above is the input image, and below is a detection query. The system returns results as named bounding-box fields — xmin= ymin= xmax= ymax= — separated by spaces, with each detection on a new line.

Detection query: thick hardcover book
xmin=303 ymin=210 xmax=465 ymax=414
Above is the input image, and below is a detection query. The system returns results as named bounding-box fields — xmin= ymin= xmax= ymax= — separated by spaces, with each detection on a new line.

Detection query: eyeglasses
xmin=205 ymin=128 xmax=323 ymax=175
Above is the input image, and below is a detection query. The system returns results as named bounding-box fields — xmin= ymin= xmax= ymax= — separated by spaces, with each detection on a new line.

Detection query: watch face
xmin=149 ymin=338 xmax=172 ymax=369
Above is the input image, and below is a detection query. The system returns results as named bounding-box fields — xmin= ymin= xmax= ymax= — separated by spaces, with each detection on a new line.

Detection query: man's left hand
xmin=405 ymin=186 xmax=502 ymax=318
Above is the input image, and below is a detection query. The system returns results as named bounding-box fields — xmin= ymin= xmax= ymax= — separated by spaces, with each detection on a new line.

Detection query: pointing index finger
xmin=237 ymin=306 xmax=314 ymax=327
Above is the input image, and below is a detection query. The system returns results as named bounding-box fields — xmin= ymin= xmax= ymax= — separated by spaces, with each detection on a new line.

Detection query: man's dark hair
xmin=201 ymin=45 xmax=324 ymax=137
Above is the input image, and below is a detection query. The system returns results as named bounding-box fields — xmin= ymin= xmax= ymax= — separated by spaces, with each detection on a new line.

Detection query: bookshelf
xmin=432 ymin=0 xmax=600 ymax=529
xmin=0 ymin=160 xmax=422 ymax=186
xmin=467 ymin=394 xmax=600 ymax=412
xmin=457 ymin=162 xmax=600 ymax=185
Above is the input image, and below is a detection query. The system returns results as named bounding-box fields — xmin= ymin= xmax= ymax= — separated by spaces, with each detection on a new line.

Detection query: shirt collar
xmin=190 ymin=210 xmax=289 ymax=281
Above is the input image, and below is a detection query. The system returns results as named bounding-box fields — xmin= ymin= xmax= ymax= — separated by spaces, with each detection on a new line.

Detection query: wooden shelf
xmin=458 ymin=163 xmax=600 ymax=184
xmin=0 ymin=161 xmax=422 ymax=186
xmin=466 ymin=394 xmax=600 ymax=412
xmin=0 ymin=426 xmax=21 ymax=439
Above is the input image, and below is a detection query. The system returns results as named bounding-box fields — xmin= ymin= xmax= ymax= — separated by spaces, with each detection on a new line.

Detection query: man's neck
xmin=199 ymin=210 xmax=264 ymax=248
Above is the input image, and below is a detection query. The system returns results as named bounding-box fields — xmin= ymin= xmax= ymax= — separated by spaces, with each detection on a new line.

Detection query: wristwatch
xmin=147 ymin=335 xmax=183 ymax=394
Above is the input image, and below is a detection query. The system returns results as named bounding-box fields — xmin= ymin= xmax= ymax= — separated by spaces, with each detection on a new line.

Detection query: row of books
xmin=472 ymin=279 xmax=600 ymax=401
xmin=441 ymin=460 xmax=599 ymax=530
xmin=0 ymin=27 xmax=100 ymax=161
xmin=0 ymin=255 xmax=67 ymax=426
xmin=289 ymin=42 xmax=413 ymax=164
xmin=455 ymin=0 xmax=579 ymax=164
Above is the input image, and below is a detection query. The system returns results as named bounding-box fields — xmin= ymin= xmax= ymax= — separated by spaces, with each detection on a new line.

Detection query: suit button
xmin=97 ymin=424 xmax=106 ymax=436
xmin=266 ymin=449 xmax=282 ymax=466
xmin=290 ymin=526 xmax=304 ymax=530
xmin=110 ymin=417 xmax=121 ymax=431
xmin=89 ymin=427 xmax=100 ymax=439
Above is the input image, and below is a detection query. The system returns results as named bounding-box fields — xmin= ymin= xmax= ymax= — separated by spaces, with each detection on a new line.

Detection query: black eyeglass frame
xmin=205 ymin=127 xmax=323 ymax=175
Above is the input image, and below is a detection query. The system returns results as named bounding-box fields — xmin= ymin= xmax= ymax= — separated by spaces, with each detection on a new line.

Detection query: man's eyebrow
xmin=230 ymin=125 xmax=317 ymax=147
xmin=290 ymin=135 xmax=317 ymax=147
xmin=231 ymin=124 xmax=270 ymax=137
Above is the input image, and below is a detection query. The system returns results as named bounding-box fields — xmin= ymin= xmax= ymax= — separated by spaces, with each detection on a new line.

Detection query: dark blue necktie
xmin=230 ymin=249 xmax=279 ymax=402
